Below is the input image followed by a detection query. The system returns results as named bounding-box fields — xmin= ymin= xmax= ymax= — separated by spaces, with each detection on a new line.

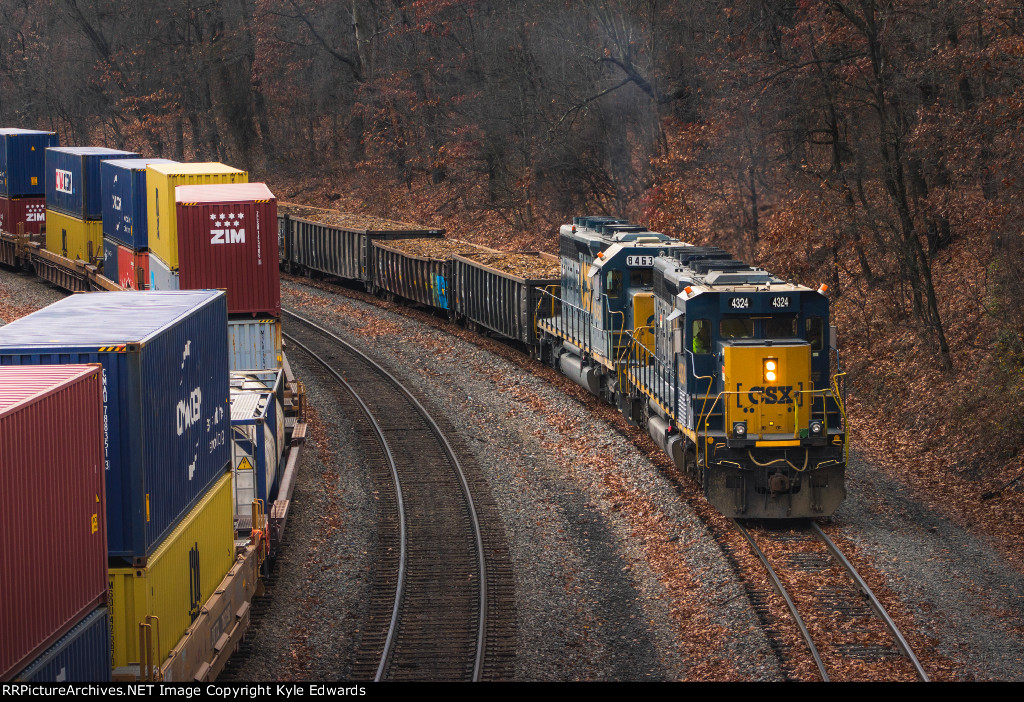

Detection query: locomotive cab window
xmin=720 ymin=317 xmax=755 ymax=339
xmin=807 ymin=316 xmax=824 ymax=351
xmin=606 ymin=270 xmax=623 ymax=299
xmin=766 ymin=317 xmax=798 ymax=338
xmin=630 ymin=268 xmax=653 ymax=287
xmin=673 ymin=314 xmax=684 ymax=355
xmin=692 ymin=319 xmax=712 ymax=354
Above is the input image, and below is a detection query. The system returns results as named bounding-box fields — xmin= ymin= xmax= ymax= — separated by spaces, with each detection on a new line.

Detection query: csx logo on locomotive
xmin=736 ymin=384 xmax=804 ymax=407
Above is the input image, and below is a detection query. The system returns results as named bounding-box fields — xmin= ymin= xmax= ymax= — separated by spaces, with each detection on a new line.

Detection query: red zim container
xmin=0 ymin=196 xmax=45 ymax=235
xmin=0 ymin=365 xmax=107 ymax=682
xmin=175 ymin=183 xmax=280 ymax=316
xmin=117 ymin=243 xmax=149 ymax=290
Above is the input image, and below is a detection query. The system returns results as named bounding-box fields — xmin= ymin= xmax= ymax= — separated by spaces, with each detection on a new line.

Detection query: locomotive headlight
xmin=809 ymin=420 xmax=823 ymax=436
xmin=732 ymin=421 xmax=747 ymax=438
xmin=763 ymin=358 xmax=779 ymax=383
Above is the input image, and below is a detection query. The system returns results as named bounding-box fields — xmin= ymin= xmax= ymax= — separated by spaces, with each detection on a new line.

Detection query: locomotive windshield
xmin=718 ymin=317 xmax=799 ymax=339
xmin=766 ymin=317 xmax=798 ymax=337
xmin=630 ymin=268 xmax=653 ymax=287
xmin=606 ymin=270 xmax=623 ymax=298
xmin=720 ymin=318 xmax=755 ymax=339
xmin=806 ymin=316 xmax=825 ymax=350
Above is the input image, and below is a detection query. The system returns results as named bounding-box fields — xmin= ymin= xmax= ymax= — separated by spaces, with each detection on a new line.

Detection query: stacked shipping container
xmin=148 ymin=181 xmax=283 ymax=373
xmin=227 ymin=317 xmax=283 ymax=372
xmin=0 ymin=365 xmax=108 ymax=682
xmin=230 ymin=387 xmax=281 ymax=519
xmin=108 ymin=473 xmax=236 ymax=673
xmin=0 ymin=129 xmax=57 ymax=197
xmin=0 ymin=129 xmax=56 ymax=236
xmin=230 ymin=369 xmax=286 ymax=461
xmin=175 ymin=183 xmax=281 ymax=316
xmin=0 ymin=134 xmax=283 ymax=678
xmin=102 ymin=236 xmax=151 ymax=289
xmin=0 ymin=292 xmax=244 ymax=680
xmin=12 ymin=609 xmax=111 ymax=683
xmin=99 ymin=158 xmax=177 ymax=288
xmin=45 ymin=147 xmax=138 ymax=261
xmin=146 ymin=162 xmax=247 ymax=272
xmin=101 ymin=158 xmax=177 ymax=250
xmin=0 ymin=197 xmax=45 ymax=236
xmin=0 ymin=291 xmax=231 ymax=563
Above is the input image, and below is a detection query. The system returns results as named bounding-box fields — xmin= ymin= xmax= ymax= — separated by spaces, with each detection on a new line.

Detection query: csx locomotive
xmin=276 ymin=210 xmax=848 ymax=519
xmin=534 ymin=217 xmax=847 ymax=518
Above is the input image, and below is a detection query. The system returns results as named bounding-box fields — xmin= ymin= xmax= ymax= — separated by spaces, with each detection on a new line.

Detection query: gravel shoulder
xmin=832 ymin=456 xmax=1024 ymax=681
xmin=279 ymin=279 xmax=781 ymax=681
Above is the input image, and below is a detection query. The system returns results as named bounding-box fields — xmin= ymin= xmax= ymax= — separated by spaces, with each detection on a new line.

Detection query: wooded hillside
xmin=3 ymin=1 xmax=1022 ymax=523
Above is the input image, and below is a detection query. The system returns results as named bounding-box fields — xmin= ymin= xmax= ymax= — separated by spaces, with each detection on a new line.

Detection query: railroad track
xmin=282 ymin=308 xmax=500 ymax=681
xmin=734 ymin=519 xmax=929 ymax=682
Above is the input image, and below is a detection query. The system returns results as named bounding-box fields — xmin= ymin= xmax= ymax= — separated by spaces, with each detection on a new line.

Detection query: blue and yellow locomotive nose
xmin=721 ymin=341 xmax=812 ymax=441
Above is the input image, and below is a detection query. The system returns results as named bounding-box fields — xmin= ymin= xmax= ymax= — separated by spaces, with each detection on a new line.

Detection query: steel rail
xmin=283 ymin=307 xmax=488 ymax=682
xmin=810 ymin=522 xmax=930 ymax=682
xmin=733 ymin=519 xmax=829 ymax=681
xmin=280 ymin=328 xmax=408 ymax=681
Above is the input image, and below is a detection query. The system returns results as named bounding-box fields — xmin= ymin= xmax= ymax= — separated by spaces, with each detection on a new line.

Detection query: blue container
xmin=14 ymin=608 xmax=110 ymax=682
xmin=230 ymin=388 xmax=280 ymax=518
xmin=102 ymin=235 xmax=120 ymax=285
xmin=227 ymin=318 xmax=282 ymax=371
xmin=46 ymin=147 xmax=138 ymax=220
xmin=101 ymin=158 xmax=176 ymax=249
xmin=0 ymin=291 xmax=231 ymax=563
xmin=0 ymin=129 xmax=58 ymax=197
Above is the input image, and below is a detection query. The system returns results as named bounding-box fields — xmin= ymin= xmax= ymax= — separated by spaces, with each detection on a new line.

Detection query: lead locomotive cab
xmin=632 ymin=251 xmax=848 ymax=519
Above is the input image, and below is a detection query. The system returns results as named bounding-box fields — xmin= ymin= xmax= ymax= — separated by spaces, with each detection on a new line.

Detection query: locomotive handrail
xmin=692 ymin=370 xmax=717 ymax=471
xmin=703 ymin=390 xmax=817 ymax=472
xmin=532 ymin=284 xmax=561 ymax=337
xmin=604 ymin=299 xmax=627 ymax=367
xmin=620 ymin=328 xmax=673 ymax=415
xmin=617 ymin=327 xmax=646 ymax=391
xmin=830 ymin=372 xmax=850 ymax=463
xmin=703 ymin=389 xmax=764 ymax=442
xmin=536 ymin=287 xmax=594 ymax=356
xmin=791 ymin=387 xmax=840 ymax=438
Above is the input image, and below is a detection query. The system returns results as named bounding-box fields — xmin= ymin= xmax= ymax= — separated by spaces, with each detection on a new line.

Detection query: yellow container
xmin=147 ymin=163 xmax=248 ymax=270
xmin=109 ymin=471 xmax=235 ymax=669
xmin=45 ymin=210 xmax=103 ymax=262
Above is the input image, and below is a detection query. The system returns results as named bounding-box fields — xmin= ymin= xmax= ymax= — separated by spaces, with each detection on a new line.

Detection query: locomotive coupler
xmin=768 ymin=471 xmax=790 ymax=495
